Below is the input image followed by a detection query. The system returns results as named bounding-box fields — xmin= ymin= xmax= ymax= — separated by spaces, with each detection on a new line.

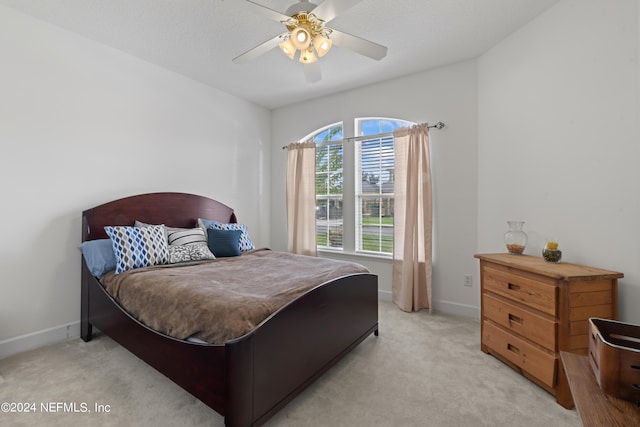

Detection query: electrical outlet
xmin=464 ymin=274 xmax=473 ymax=287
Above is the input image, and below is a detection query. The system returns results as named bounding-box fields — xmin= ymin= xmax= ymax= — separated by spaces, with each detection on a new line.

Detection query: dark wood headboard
xmin=82 ymin=192 xmax=237 ymax=241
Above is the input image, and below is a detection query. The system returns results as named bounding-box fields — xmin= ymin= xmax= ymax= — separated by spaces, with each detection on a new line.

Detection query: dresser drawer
xmin=483 ymin=293 xmax=557 ymax=352
xmin=483 ymin=321 xmax=557 ymax=388
xmin=483 ymin=266 xmax=557 ymax=316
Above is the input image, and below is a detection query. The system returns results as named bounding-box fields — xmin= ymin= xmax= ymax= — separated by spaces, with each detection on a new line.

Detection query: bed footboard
xmin=225 ymin=273 xmax=378 ymax=427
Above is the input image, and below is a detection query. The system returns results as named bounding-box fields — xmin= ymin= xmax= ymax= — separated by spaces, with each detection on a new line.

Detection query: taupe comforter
xmin=100 ymin=249 xmax=369 ymax=344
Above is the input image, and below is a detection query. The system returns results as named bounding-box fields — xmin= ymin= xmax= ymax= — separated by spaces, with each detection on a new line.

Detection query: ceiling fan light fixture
xmin=313 ymin=34 xmax=332 ymax=57
xmin=235 ymin=0 xmax=391 ymax=82
xmin=290 ymin=27 xmax=311 ymax=50
xmin=299 ymin=46 xmax=317 ymax=64
xmin=279 ymin=38 xmax=296 ymax=59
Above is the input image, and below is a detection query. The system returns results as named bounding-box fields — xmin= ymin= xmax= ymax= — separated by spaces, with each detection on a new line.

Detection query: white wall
xmin=0 ymin=5 xmax=271 ymax=356
xmin=271 ymin=60 xmax=480 ymax=317
xmin=478 ymin=0 xmax=640 ymax=323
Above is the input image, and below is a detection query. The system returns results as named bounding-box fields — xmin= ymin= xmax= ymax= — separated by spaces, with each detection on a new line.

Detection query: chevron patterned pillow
xmin=105 ymin=225 xmax=169 ymax=274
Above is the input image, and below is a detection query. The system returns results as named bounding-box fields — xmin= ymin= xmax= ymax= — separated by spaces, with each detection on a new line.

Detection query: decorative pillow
xmin=166 ymin=227 xmax=207 ymax=246
xmin=133 ymin=221 xmax=213 ymax=263
xmin=168 ymin=243 xmax=216 ymax=264
xmin=134 ymin=221 xmax=207 ymax=246
xmin=207 ymin=228 xmax=242 ymax=257
xmin=198 ymin=218 xmax=254 ymax=252
xmin=81 ymin=239 xmax=117 ymax=278
xmin=104 ymin=225 xmax=169 ymax=274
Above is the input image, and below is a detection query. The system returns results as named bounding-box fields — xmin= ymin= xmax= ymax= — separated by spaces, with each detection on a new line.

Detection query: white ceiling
xmin=0 ymin=0 xmax=560 ymax=109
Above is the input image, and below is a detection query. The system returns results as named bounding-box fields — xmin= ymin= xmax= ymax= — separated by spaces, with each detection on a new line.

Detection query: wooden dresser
xmin=474 ymin=253 xmax=623 ymax=409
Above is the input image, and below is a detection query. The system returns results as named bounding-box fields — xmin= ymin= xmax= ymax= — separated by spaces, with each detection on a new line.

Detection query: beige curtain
xmin=392 ymin=124 xmax=433 ymax=312
xmin=286 ymin=142 xmax=317 ymax=256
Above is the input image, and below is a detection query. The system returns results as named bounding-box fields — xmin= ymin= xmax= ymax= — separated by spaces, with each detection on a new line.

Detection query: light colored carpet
xmin=0 ymin=302 xmax=579 ymax=427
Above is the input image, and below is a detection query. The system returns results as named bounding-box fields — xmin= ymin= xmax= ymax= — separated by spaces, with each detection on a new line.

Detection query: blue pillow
xmin=198 ymin=218 xmax=255 ymax=252
xmin=207 ymin=228 xmax=242 ymax=257
xmin=81 ymin=239 xmax=117 ymax=278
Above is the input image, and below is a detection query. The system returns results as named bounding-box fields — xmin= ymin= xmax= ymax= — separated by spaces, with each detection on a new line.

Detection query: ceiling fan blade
xmin=304 ymin=61 xmax=322 ymax=83
xmin=330 ymin=29 xmax=387 ymax=60
xmin=312 ymin=0 xmax=364 ymax=23
xmin=232 ymin=35 xmax=283 ymax=64
xmin=245 ymin=0 xmax=291 ymax=22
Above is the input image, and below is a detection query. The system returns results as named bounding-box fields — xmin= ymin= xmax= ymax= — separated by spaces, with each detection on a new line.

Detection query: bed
xmin=80 ymin=192 xmax=378 ymax=427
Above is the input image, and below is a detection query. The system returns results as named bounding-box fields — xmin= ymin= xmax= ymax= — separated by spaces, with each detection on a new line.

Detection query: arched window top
xmin=301 ymin=122 xmax=343 ymax=143
xmin=301 ymin=118 xmax=414 ymax=143
xmin=356 ymin=117 xmax=415 ymax=136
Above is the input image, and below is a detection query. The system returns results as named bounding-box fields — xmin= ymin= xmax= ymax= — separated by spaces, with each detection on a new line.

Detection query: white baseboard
xmin=379 ymin=292 xmax=479 ymax=320
xmin=0 ymin=321 xmax=80 ymax=360
xmin=432 ymin=299 xmax=480 ymax=320
xmin=378 ymin=290 xmax=392 ymax=301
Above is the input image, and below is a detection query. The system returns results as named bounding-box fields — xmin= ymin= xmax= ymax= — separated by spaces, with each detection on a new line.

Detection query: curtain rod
xmin=281 ymin=121 xmax=445 ymax=150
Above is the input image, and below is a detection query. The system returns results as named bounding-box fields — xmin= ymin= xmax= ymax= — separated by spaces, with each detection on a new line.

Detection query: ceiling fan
xmin=232 ymin=0 xmax=388 ymax=83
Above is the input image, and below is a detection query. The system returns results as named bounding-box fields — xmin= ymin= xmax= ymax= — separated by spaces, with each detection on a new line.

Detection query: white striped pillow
xmin=166 ymin=227 xmax=207 ymax=246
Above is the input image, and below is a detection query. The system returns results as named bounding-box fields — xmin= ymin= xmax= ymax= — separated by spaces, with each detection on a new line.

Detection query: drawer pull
xmin=507 ymin=343 xmax=520 ymax=354
xmin=508 ymin=313 xmax=524 ymax=325
xmin=507 ymin=283 xmax=521 ymax=291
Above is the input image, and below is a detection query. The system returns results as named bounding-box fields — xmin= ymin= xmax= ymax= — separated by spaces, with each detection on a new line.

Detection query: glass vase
xmin=504 ymin=221 xmax=527 ymax=255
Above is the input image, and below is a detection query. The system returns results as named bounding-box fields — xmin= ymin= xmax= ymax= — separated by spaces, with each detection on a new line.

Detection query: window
xmin=302 ymin=118 xmax=413 ymax=256
xmin=303 ymin=123 xmax=344 ymax=250
xmin=356 ymin=119 xmax=414 ymax=255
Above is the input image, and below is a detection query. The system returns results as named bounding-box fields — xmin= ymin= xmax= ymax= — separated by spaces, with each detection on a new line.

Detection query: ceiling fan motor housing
xmin=285 ymin=0 xmax=318 ymax=16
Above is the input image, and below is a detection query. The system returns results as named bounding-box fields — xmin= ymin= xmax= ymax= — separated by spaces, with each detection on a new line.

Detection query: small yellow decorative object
xmin=543 ymin=239 xmax=561 ymax=262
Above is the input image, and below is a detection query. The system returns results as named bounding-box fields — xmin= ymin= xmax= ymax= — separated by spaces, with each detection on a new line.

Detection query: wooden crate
xmin=588 ymin=318 xmax=640 ymax=404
